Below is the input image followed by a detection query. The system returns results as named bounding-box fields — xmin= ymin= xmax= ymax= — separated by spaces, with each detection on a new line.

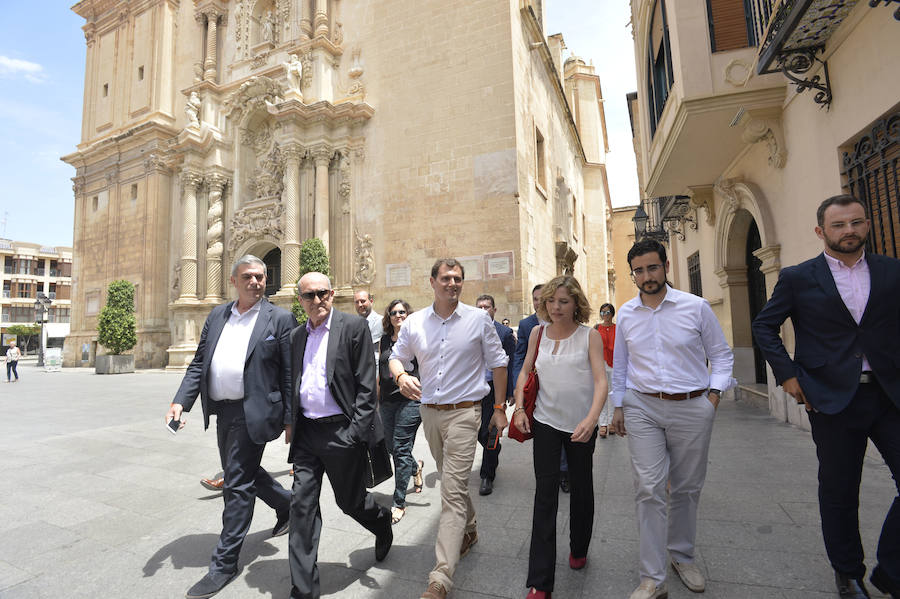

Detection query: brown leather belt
xmin=638 ymin=389 xmax=707 ymax=401
xmin=423 ymin=400 xmax=478 ymax=411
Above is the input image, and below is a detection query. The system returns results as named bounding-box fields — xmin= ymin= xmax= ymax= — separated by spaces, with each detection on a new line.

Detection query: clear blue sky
xmin=0 ymin=2 xmax=638 ymax=249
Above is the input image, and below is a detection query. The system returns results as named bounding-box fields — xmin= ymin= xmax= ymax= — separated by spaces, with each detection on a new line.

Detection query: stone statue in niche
xmin=184 ymin=91 xmax=201 ymax=127
xmin=283 ymin=54 xmax=303 ymax=101
xmin=262 ymin=9 xmax=276 ymax=44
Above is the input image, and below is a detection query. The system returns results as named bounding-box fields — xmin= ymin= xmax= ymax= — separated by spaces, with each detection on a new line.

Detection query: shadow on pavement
xmin=142 ymin=529 xmax=280 ymax=577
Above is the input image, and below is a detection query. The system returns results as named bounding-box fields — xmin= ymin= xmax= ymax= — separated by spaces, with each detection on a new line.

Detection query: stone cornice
xmin=268 ymin=99 xmax=375 ymax=128
xmin=62 ymin=119 xmax=180 ymax=166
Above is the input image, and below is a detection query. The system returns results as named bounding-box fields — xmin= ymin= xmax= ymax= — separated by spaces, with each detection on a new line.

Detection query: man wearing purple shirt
xmin=753 ymin=195 xmax=900 ymax=599
xmin=286 ymin=272 xmax=392 ymax=599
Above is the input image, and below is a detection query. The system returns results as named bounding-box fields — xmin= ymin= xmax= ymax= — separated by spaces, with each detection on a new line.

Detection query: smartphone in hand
xmin=166 ymin=418 xmax=181 ymax=435
xmin=487 ymin=426 xmax=500 ymax=449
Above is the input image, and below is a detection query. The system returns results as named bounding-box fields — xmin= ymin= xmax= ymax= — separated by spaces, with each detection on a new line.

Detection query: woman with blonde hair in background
xmin=513 ymin=275 xmax=609 ymax=598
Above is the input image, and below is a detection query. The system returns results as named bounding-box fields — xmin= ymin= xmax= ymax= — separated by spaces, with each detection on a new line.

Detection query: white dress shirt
xmin=391 ymin=302 xmax=508 ymax=405
xmin=366 ymin=311 xmax=383 ymax=345
xmin=823 ymin=251 xmax=871 ymax=371
xmin=209 ymin=300 xmax=261 ymax=401
xmin=610 ymin=286 xmax=734 ymax=408
xmin=299 ymin=309 xmax=344 ymax=418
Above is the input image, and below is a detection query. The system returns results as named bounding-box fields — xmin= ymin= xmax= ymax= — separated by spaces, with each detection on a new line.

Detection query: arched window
xmin=647 ymin=0 xmax=674 ymax=138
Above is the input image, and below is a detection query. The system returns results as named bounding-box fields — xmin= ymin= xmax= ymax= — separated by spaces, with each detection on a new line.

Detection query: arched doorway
xmin=263 ymin=248 xmax=281 ymax=298
xmin=745 ymin=221 xmax=767 ymax=383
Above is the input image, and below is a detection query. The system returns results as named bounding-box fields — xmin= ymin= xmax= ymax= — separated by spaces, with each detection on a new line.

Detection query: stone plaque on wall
xmin=458 ymin=256 xmax=483 ymax=281
xmin=485 ymin=251 xmax=514 ymax=279
xmin=386 ymin=263 xmax=411 ymax=287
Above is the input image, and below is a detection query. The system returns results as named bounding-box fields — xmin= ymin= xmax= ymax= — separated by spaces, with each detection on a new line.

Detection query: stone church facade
xmin=62 ymin=0 xmax=614 ymax=369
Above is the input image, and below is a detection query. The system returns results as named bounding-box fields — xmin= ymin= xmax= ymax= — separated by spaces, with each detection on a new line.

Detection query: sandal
xmin=391 ymin=506 xmax=405 ymax=525
xmin=413 ymin=460 xmax=424 ymax=493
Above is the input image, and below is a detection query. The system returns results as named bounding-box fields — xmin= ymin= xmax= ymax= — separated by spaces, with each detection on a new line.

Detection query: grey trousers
xmin=623 ymin=388 xmax=716 ymax=584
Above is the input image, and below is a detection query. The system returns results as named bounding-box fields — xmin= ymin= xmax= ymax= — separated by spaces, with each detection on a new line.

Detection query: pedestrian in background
xmin=512 ymin=275 xmax=608 ymax=599
xmin=594 ymin=303 xmax=617 ymax=438
xmin=378 ymin=298 xmax=424 ymax=525
xmin=6 ymin=340 xmax=21 ymax=382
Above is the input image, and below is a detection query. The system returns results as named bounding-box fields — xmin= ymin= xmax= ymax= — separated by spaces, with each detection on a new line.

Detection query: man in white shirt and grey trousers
xmin=610 ymin=239 xmax=734 ymax=599
xmin=390 ymin=258 xmax=509 ymax=599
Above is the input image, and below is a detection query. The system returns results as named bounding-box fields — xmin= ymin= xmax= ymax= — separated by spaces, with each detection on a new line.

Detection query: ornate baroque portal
xmin=165 ymin=0 xmax=375 ymax=369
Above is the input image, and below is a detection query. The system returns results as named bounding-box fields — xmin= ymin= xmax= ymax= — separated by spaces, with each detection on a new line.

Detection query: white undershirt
xmin=209 ymin=301 xmax=261 ymax=401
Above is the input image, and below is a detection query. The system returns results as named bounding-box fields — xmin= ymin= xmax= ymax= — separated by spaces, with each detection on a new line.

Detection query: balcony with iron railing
xmin=756 ymin=0 xmax=900 ymax=108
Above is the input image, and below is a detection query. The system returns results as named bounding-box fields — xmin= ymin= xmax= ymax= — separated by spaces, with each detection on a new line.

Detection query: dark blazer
xmin=289 ymin=309 xmax=381 ymax=457
xmin=512 ymin=313 xmax=539 ymax=388
xmin=173 ymin=298 xmax=296 ymax=444
xmin=752 ymin=252 xmax=900 ymax=414
xmin=493 ymin=320 xmax=516 ymax=399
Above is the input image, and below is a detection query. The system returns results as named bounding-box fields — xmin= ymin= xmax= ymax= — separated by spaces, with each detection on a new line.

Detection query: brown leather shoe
xmin=420 ymin=582 xmax=447 ymax=599
xmin=200 ymin=477 xmax=224 ymax=491
xmin=460 ymin=529 xmax=478 ymax=557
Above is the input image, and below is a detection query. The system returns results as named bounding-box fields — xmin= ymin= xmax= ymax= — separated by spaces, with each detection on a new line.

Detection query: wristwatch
xmin=708 ymin=388 xmax=721 ymax=396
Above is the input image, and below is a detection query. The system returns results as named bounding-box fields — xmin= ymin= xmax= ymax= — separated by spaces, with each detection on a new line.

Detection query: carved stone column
xmin=336 ymin=154 xmax=352 ymax=285
xmin=204 ymin=11 xmax=220 ymax=81
xmin=300 ymin=0 xmax=313 ymax=39
xmin=314 ymin=0 xmax=329 ymax=37
xmin=179 ymin=170 xmax=202 ymax=300
xmin=205 ymin=174 xmax=227 ymax=300
xmin=311 ymin=146 xmax=332 ymax=249
xmin=280 ymin=143 xmax=304 ymax=295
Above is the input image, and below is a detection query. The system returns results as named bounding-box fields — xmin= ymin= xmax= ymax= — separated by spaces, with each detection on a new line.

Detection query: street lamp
xmin=33 ymin=292 xmax=51 ymax=367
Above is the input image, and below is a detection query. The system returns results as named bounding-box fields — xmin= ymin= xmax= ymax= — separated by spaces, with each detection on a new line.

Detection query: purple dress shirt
xmin=299 ymin=309 xmax=344 ymax=418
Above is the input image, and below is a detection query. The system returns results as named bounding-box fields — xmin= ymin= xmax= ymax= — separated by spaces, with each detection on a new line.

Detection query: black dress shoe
xmin=186 ymin=570 xmax=238 ymax=599
xmin=559 ymin=472 xmax=570 ymax=493
xmin=871 ymin=565 xmax=900 ymax=598
xmin=375 ymin=524 xmax=393 ymax=561
xmin=479 ymin=477 xmax=493 ymax=496
xmin=272 ymin=511 xmax=290 ymax=537
xmin=835 ymin=571 xmax=870 ymax=598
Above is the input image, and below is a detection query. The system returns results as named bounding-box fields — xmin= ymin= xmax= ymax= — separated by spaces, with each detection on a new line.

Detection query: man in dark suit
xmin=287 ymin=271 xmax=392 ymax=599
xmin=166 ymin=255 xmax=295 ymax=599
xmin=475 ymin=294 xmax=516 ymax=495
xmin=752 ymin=194 xmax=900 ymax=599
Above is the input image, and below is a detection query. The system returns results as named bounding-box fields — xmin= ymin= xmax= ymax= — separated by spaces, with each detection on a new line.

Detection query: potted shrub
xmin=291 ymin=237 xmax=330 ymax=325
xmin=95 ymin=280 xmax=137 ymax=374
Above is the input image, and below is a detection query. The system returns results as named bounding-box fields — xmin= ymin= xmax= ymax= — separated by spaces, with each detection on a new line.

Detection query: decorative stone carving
xmin=251 ymin=52 xmax=269 ymax=70
xmin=339 ymin=158 xmax=351 ymax=214
xmin=234 ymin=1 xmax=243 ymax=54
xmin=248 ymin=143 xmax=284 ymax=203
xmin=352 ymin=231 xmax=375 ymax=285
xmin=144 ymin=153 xmax=170 ymax=174
xmin=193 ymin=63 xmax=203 ymax=83
xmin=740 ymin=111 xmax=787 ymax=169
xmin=205 ymin=174 xmax=228 ymax=299
xmin=301 ymin=52 xmax=313 ymax=90
xmin=687 ymin=184 xmax=716 ymax=226
xmin=240 ymin=122 xmax=272 ymax=156
xmin=714 ymin=177 xmax=740 ymax=216
xmin=262 ymin=9 xmax=276 ymax=43
xmin=224 ymin=76 xmax=283 ymax=117
xmin=277 ymin=0 xmax=290 ymax=33
xmin=724 ymin=58 xmax=752 ymax=87
xmin=332 ymin=21 xmax=344 ymax=46
xmin=171 ymin=261 xmax=181 ymax=301
xmin=283 ymin=54 xmax=303 ymax=101
xmin=228 ymin=203 xmax=284 ymax=252
xmin=185 ymin=91 xmax=201 ymax=128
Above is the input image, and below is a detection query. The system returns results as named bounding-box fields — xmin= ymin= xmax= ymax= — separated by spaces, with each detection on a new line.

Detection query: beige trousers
xmin=420 ymin=403 xmax=480 ymax=591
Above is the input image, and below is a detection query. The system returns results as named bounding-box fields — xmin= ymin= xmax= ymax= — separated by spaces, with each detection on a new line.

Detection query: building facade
xmin=62 ymin=0 xmax=614 ymax=369
xmin=628 ymin=0 xmax=900 ymax=427
xmin=0 ymin=240 xmax=73 ymax=350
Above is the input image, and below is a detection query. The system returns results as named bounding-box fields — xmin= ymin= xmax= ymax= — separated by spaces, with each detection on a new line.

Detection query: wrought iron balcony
xmin=756 ymin=0 xmax=899 ymax=108
xmin=633 ymin=195 xmax=696 ymax=242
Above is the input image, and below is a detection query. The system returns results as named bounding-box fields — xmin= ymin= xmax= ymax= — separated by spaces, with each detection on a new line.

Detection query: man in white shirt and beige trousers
xmin=610 ymin=239 xmax=734 ymax=599
xmin=390 ymin=258 xmax=509 ymax=599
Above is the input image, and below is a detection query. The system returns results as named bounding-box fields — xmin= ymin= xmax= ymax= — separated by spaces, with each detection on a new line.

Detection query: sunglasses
xmin=600 ymin=310 xmax=611 ymax=315
xmin=389 ymin=309 xmax=407 ymax=316
xmin=299 ymin=289 xmax=330 ymax=301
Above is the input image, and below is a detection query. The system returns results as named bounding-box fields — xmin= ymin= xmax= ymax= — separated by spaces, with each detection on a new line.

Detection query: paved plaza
xmin=0 ymin=363 xmax=896 ymax=598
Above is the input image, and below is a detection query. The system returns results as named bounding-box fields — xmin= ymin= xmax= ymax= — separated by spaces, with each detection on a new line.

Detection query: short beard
xmin=826 ymin=233 xmax=867 ymax=255
xmin=640 ymin=277 xmax=668 ymax=295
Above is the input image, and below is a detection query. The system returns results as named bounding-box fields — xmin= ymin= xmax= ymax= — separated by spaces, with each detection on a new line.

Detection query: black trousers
xmin=289 ymin=416 xmax=390 ymax=599
xmin=212 ymin=401 xmax=290 ymax=575
xmin=808 ymin=380 xmax=900 ymax=580
xmin=527 ymin=419 xmax=597 ymax=591
xmin=478 ymin=381 xmax=501 ymax=480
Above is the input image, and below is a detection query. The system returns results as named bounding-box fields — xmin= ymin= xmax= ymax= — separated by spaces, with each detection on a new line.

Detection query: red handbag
xmin=509 ymin=326 xmax=543 ymax=443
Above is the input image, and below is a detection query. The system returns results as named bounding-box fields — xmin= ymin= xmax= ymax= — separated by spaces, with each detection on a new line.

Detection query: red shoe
xmin=527 ymin=588 xmax=551 ymax=598
xmin=569 ymin=553 xmax=587 ymax=570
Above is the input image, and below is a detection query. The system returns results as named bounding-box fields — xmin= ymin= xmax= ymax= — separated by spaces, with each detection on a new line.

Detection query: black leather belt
xmin=312 ymin=414 xmax=347 ymax=424
xmin=860 ymin=371 xmax=875 ymax=384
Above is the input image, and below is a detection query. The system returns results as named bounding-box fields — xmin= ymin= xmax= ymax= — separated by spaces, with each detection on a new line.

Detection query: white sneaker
xmin=671 ymin=560 xmax=706 ymax=592
xmin=628 ymin=578 xmax=668 ymax=599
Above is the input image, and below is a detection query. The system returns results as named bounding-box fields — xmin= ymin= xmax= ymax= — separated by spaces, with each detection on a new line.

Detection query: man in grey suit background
xmin=166 ymin=255 xmax=296 ymax=599
xmin=287 ymin=271 xmax=392 ymax=599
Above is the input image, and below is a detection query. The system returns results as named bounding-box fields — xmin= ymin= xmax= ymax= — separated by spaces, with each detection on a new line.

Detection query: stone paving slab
xmin=0 ymin=363 xmax=897 ymax=598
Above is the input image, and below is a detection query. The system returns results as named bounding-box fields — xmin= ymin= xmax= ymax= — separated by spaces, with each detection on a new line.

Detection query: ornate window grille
xmin=688 ymin=252 xmax=703 ymax=296
xmin=841 ymin=110 xmax=900 ymax=258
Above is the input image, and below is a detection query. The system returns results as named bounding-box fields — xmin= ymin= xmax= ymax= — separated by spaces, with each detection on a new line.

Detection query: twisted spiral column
xmin=205 ymin=174 xmax=227 ymax=300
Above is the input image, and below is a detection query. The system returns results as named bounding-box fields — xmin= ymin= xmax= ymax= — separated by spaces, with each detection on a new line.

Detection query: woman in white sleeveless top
xmin=512 ymin=275 xmax=609 ymax=599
